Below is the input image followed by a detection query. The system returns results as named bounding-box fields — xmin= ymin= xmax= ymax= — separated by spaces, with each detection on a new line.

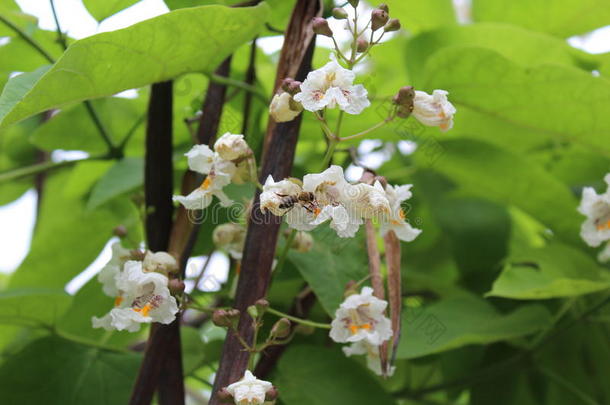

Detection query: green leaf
xmin=0 ymin=288 xmax=72 ymax=327
xmin=0 ymin=336 xmax=141 ymax=405
xmin=472 ymin=0 xmax=610 ymax=38
xmin=488 ymin=242 xmax=610 ymax=299
xmin=396 ymin=296 xmax=552 ymax=359
xmin=8 ymin=170 xmax=136 ymax=288
xmin=275 ymin=345 xmax=397 ymax=405
xmin=405 ymin=23 xmax=594 ymax=87
xmin=387 ymin=0 xmax=456 ymax=34
xmin=31 ymin=97 xmax=144 ymax=154
xmin=414 ymin=138 xmax=582 ymax=245
xmin=0 ymin=3 xmax=270 ymax=128
xmin=87 ymin=157 xmax=144 ymax=209
xmin=83 ymin=0 xmax=141 ymax=21
xmin=287 ymin=227 xmax=369 ymax=315
xmin=421 ymin=46 xmax=610 ymax=155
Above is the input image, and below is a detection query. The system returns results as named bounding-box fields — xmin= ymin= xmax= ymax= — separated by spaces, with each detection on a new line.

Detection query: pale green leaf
xmin=0 ymin=289 xmax=72 ymax=328
xmin=83 ymin=0 xmax=141 ymax=21
xmin=396 ymin=296 xmax=552 ymax=358
xmin=488 ymin=242 xmax=610 ymax=299
xmin=87 ymin=157 xmax=144 ymax=209
xmin=472 ymin=0 xmax=610 ymax=38
xmin=0 ymin=3 xmax=270 ymax=128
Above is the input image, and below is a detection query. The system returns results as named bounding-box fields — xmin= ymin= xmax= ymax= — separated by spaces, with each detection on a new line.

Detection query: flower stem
xmin=266 ymin=307 xmax=331 ymax=330
xmin=340 ymin=115 xmax=395 ymax=141
xmin=321 ymin=138 xmax=339 ymax=169
xmin=206 ymin=73 xmax=268 ymax=103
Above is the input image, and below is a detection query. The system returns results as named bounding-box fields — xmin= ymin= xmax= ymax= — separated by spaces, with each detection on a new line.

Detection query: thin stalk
xmin=274 ymin=229 xmax=297 ymax=274
xmin=0 ymin=14 xmax=55 ymax=63
xmin=539 ymin=366 xmax=601 ymax=405
xmin=320 ymin=139 xmax=338 ymax=169
xmin=266 ymin=307 xmax=331 ymax=330
xmin=49 ymin=0 xmax=67 ymax=49
xmin=52 ymin=326 xmax=127 ymax=353
xmin=335 ymin=111 xmax=344 ymax=137
xmin=340 ymin=116 xmax=395 ymax=141
xmin=313 ymin=111 xmax=337 ymax=141
xmin=0 ymin=155 xmax=103 ymax=183
xmin=206 ymin=73 xmax=267 ymax=103
xmin=118 ymin=113 xmax=147 ymax=150
xmin=528 ymin=297 xmax=576 ymax=349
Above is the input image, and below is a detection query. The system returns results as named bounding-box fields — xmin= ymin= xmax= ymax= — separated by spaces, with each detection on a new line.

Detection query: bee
xmin=276 ymin=191 xmax=319 ymax=214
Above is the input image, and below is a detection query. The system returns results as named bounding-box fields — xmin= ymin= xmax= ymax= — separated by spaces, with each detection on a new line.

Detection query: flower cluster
xmin=173 ymin=132 xmax=253 ymax=210
xmin=330 ymin=287 xmax=394 ymax=376
xmin=92 ymin=246 xmax=179 ymax=332
xmin=579 ymin=173 xmax=610 ymax=262
xmin=260 ymin=165 xmax=421 ymax=241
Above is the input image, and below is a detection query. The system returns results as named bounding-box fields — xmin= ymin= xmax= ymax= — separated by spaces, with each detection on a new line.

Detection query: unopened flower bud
xmin=265 ymin=387 xmax=279 ymax=401
xmin=332 ymin=7 xmax=348 ymax=20
xmin=213 ymin=223 xmax=245 ymax=247
xmin=348 ymin=0 xmax=359 ymax=7
xmin=280 ymin=78 xmax=301 ymax=95
xmin=384 ymin=18 xmax=401 ymax=32
xmin=292 ymin=231 xmax=314 ymax=253
xmin=113 ymin=225 xmax=128 ymax=237
xmin=312 ymin=17 xmax=333 ymax=37
xmin=130 ymin=249 xmax=146 ymax=261
xmin=378 ymin=3 xmax=389 ymax=12
xmin=247 ymin=304 xmax=259 ymax=319
xmin=371 ymin=9 xmax=389 ymax=31
xmin=214 ymin=132 xmax=251 ymax=161
xmin=356 ymin=38 xmax=369 ymax=53
xmin=255 ymin=298 xmax=269 ymax=314
xmin=270 ymin=92 xmax=302 ymax=123
xmin=168 ymin=279 xmax=185 ymax=294
xmin=393 ymin=86 xmax=415 ymax=106
xmin=270 ymin=318 xmax=291 ymax=339
xmin=143 ymin=251 xmax=179 ymax=275
xmin=212 ymin=309 xmax=240 ymax=329
xmin=217 ymin=387 xmax=232 ymax=402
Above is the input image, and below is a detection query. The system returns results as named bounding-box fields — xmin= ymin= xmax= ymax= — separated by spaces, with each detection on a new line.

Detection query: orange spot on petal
xmin=597 ymin=220 xmax=610 ymax=231
xmin=133 ymin=303 xmax=152 ymax=317
xmin=200 ymin=177 xmax=212 ymax=190
xmin=114 ymin=296 xmax=123 ymax=307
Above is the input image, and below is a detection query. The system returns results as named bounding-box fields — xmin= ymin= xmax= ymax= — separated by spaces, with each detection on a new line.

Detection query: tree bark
xmin=209 ymin=1 xmax=320 ymax=403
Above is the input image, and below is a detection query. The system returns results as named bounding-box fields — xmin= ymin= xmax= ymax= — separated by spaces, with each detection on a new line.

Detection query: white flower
xmin=270 ymin=92 xmax=302 ymax=122
xmin=259 ymin=175 xmax=303 ymax=216
xmin=330 ymin=286 xmax=393 ymax=346
xmin=343 ymin=341 xmax=395 ymax=377
xmin=381 ymin=184 xmax=422 ymax=242
xmin=214 ymin=132 xmax=251 ymax=161
xmin=578 ymin=174 xmax=610 ymax=247
xmin=185 ymin=144 xmax=215 ymax=174
xmin=303 ymin=165 xmax=363 ymax=237
xmin=598 ymin=242 xmax=610 ymax=263
xmin=225 ymin=370 xmax=273 ymax=405
xmin=346 ymin=181 xmax=391 ymax=219
xmin=143 ymin=251 xmax=178 ymax=275
xmin=412 ymin=89 xmax=456 ymax=131
xmin=97 ymin=242 xmax=132 ymax=297
xmin=293 ymin=59 xmax=370 ymax=115
xmin=92 ymin=260 xmax=179 ymax=332
xmin=173 ymin=147 xmax=236 ymax=210
xmin=213 ymin=223 xmax=246 ymax=260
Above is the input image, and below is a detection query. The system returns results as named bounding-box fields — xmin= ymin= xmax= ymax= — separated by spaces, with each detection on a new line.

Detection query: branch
xmin=129 ymin=81 xmax=178 ymax=405
xmin=209 ymin=1 xmax=320 ymax=402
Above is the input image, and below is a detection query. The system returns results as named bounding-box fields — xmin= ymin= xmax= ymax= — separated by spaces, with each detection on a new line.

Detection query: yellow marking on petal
xmin=133 ymin=303 xmax=152 ymax=317
xmin=200 ymin=177 xmax=212 ymax=190
xmin=349 ymin=323 xmax=372 ymax=335
xmin=114 ymin=296 xmax=123 ymax=307
xmin=597 ymin=219 xmax=610 ymax=231
xmin=314 ymin=207 xmax=321 ymax=217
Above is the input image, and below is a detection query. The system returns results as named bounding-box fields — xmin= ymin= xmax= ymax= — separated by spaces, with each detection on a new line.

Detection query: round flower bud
xmin=378 ymin=3 xmax=389 ymax=12
xmin=247 ymin=304 xmax=259 ymax=319
xmin=143 ymin=251 xmax=178 ymax=275
xmin=292 ymin=231 xmax=314 ymax=253
xmin=371 ymin=9 xmax=389 ymax=31
xmin=332 ymin=7 xmax=348 ymax=19
xmin=393 ymin=86 xmax=415 ymax=106
xmin=281 ymin=78 xmax=302 ymax=95
xmin=270 ymin=318 xmax=292 ymax=339
xmin=255 ymin=298 xmax=269 ymax=314
xmin=113 ymin=225 xmax=128 ymax=237
xmin=168 ymin=279 xmax=186 ymax=294
xmin=356 ymin=38 xmax=369 ymax=53
xmin=384 ymin=18 xmax=401 ymax=32
xmin=214 ymin=132 xmax=251 ymax=161
xmin=312 ymin=17 xmax=333 ymax=37
xmin=265 ymin=387 xmax=279 ymax=401
xmin=270 ymin=92 xmax=302 ymax=123
xmin=212 ymin=309 xmax=240 ymax=329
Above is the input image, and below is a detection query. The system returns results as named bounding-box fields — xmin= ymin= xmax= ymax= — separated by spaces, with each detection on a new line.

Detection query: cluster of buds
xmin=269 ymin=78 xmax=303 ymax=123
